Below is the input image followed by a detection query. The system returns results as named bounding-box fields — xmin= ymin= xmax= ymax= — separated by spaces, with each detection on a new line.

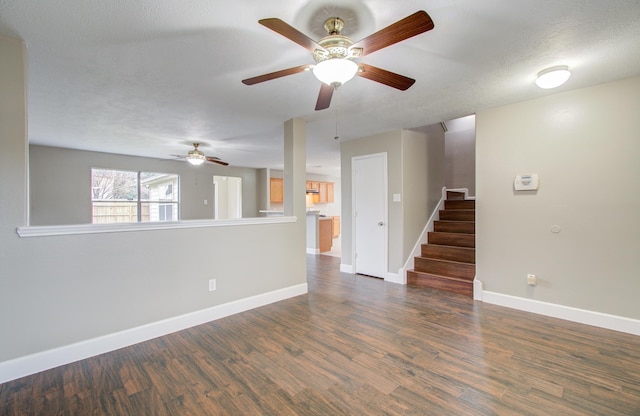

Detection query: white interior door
xmin=213 ymin=176 xmax=242 ymax=219
xmin=353 ymin=153 xmax=387 ymax=278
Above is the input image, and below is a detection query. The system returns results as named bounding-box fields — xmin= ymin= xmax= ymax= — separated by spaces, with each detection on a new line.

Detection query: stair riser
xmin=434 ymin=221 xmax=475 ymax=234
xmin=414 ymin=257 xmax=475 ymax=280
xmin=446 ymin=191 xmax=465 ymax=200
xmin=407 ymin=271 xmax=473 ymax=297
xmin=439 ymin=210 xmax=475 ymax=221
xmin=444 ymin=200 xmax=475 ymax=210
xmin=428 ymin=232 xmax=475 ymax=248
xmin=422 ymin=244 xmax=475 ymax=264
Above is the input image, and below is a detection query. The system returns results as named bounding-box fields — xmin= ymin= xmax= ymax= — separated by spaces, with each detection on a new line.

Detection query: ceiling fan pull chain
xmin=334 ymin=88 xmax=340 ymax=140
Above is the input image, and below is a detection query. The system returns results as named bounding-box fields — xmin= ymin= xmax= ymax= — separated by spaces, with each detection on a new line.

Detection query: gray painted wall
xmin=0 ymin=36 xmax=307 ymax=363
xmin=29 ymin=145 xmax=262 ymax=225
xmin=256 ymin=168 xmax=269 ymax=212
xmin=341 ymin=130 xmax=402 ymax=273
xmin=340 ymin=126 xmax=444 ymax=275
xmin=402 ymin=127 xmax=445 ymax=261
xmin=445 ymin=128 xmax=476 ymax=195
xmin=476 ymin=76 xmax=640 ymax=320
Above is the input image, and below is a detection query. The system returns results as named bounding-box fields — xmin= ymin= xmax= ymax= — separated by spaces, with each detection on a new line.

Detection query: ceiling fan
xmin=173 ymin=143 xmax=229 ymax=166
xmin=242 ymin=10 xmax=434 ymax=111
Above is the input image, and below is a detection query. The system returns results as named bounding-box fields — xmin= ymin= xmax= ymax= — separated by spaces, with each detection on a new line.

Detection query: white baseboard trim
xmin=480 ymin=286 xmax=640 ymax=336
xmin=306 ymin=248 xmax=320 ymax=255
xmin=385 ymin=271 xmax=404 ymax=285
xmin=340 ymin=263 xmax=353 ymax=273
xmin=473 ymin=279 xmax=483 ymax=300
xmin=0 ymin=283 xmax=308 ymax=384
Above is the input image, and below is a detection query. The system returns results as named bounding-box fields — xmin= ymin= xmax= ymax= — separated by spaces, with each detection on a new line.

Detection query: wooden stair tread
xmin=408 ymin=270 xmax=475 ymax=283
xmin=433 ymin=221 xmax=475 ymax=231
xmin=444 ymin=200 xmax=475 ymax=210
xmin=428 ymin=232 xmax=475 ymax=248
xmin=434 ymin=221 xmax=475 ymax=234
xmin=423 ymin=243 xmax=475 ymax=251
xmin=446 ymin=191 xmax=466 ymax=200
xmin=415 ymin=256 xmax=476 ymax=269
xmin=414 ymin=257 xmax=475 ymax=279
xmin=407 ymin=270 xmax=473 ymax=297
xmin=421 ymin=244 xmax=476 ymax=264
xmin=439 ymin=210 xmax=475 ymax=221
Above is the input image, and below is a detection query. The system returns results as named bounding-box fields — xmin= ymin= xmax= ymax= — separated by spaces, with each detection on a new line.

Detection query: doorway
xmin=352 ymin=153 xmax=388 ymax=278
xmin=213 ymin=176 xmax=242 ymax=220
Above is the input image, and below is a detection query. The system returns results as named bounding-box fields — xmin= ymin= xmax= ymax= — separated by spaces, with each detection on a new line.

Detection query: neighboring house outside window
xmin=91 ymin=168 xmax=179 ymax=223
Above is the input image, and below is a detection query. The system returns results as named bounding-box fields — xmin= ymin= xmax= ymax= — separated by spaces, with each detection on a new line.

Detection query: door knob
xmin=378 ymin=222 xmax=384 ymax=226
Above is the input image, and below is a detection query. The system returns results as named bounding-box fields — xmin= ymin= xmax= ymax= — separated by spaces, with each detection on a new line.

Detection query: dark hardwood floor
xmin=1 ymin=255 xmax=639 ymax=415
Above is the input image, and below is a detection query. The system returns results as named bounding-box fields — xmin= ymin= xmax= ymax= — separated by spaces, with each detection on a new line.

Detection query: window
xmin=91 ymin=169 xmax=179 ymax=224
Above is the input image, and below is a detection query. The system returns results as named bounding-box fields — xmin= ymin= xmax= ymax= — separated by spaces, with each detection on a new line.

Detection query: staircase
xmin=407 ymin=191 xmax=475 ymax=297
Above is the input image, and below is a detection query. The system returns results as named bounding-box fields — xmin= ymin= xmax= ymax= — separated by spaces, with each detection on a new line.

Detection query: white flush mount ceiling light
xmin=535 ymin=65 xmax=571 ymax=89
xmin=186 ymin=143 xmax=206 ymax=166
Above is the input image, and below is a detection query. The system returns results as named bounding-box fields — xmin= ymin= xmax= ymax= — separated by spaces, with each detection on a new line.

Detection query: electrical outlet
xmin=527 ymin=274 xmax=537 ymax=286
xmin=208 ymin=279 xmax=216 ymax=292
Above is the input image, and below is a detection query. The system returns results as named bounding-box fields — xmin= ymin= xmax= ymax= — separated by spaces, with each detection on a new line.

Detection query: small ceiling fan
xmin=173 ymin=143 xmax=229 ymax=166
xmin=242 ymin=10 xmax=434 ymax=111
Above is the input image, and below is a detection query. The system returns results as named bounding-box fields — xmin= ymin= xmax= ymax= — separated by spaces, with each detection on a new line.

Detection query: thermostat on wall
xmin=514 ymin=174 xmax=539 ymax=191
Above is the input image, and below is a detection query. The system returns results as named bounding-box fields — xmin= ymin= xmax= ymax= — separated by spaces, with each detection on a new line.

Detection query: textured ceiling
xmin=1 ymin=0 xmax=639 ymax=176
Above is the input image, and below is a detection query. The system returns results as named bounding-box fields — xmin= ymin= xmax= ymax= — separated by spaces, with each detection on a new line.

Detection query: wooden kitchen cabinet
xmin=319 ymin=217 xmax=333 ymax=252
xmin=319 ymin=182 xmax=334 ymax=203
xmin=308 ymin=181 xmax=320 ymax=203
xmin=306 ymin=180 xmax=334 ymax=204
xmin=270 ymin=177 xmax=283 ymax=203
xmin=332 ymin=216 xmax=340 ymax=238
xmin=318 ymin=182 xmax=328 ymax=203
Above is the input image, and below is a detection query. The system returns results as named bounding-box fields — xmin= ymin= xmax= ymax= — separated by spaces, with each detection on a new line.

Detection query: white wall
xmin=0 ymin=36 xmax=307 ymax=375
xmin=476 ymin=76 xmax=640 ymax=320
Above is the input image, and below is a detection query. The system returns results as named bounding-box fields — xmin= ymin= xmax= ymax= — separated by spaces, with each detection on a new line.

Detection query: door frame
xmin=213 ymin=175 xmax=243 ymax=220
xmin=351 ymin=152 xmax=388 ymax=279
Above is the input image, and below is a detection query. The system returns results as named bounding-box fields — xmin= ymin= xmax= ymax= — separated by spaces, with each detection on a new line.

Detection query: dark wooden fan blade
xmin=242 ymin=64 xmax=311 ymax=85
xmin=259 ymin=18 xmax=325 ymax=53
xmin=351 ymin=10 xmax=434 ymax=57
xmin=206 ymin=156 xmax=229 ymax=166
xmin=356 ymin=63 xmax=415 ymax=90
xmin=315 ymin=83 xmax=334 ymax=111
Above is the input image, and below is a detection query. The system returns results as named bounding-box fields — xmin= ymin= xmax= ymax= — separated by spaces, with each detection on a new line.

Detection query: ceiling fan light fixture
xmin=186 ymin=145 xmax=206 ymax=166
xmin=535 ymin=65 xmax=571 ymax=89
xmin=186 ymin=153 xmax=205 ymax=165
xmin=313 ymin=58 xmax=358 ymax=88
